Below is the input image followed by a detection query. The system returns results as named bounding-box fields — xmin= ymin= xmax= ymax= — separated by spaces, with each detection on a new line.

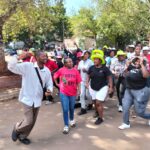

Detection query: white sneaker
xmin=63 ymin=126 xmax=69 ymax=134
xmin=45 ymin=101 xmax=50 ymax=105
xmin=118 ymin=105 xmax=123 ymax=112
xmin=118 ymin=123 xmax=130 ymax=130
xmin=70 ymin=120 xmax=76 ymax=127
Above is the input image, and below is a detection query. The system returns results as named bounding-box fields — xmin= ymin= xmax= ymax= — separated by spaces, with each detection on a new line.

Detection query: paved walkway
xmin=0 ymin=96 xmax=150 ymax=150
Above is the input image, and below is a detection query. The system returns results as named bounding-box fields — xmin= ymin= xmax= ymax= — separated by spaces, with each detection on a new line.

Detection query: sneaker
xmin=19 ymin=138 xmax=31 ymax=145
xmin=93 ymin=111 xmax=99 ymax=118
xmin=11 ymin=126 xmax=19 ymax=142
xmin=70 ymin=120 xmax=76 ymax=128
xmin=63 ymin=126 xmax=69 ymax=134
xmin=118 ymin=123 xmax=130 ymax=130
xmin=45 ymin=101 xmax=51 ymax=105
xmin=118 ymin=105 xmax=123 ymax=112
xmin=95 ymin=117 xmax=103 ymax=125
xmin=78 ymin=108 xmax=87 ymax=115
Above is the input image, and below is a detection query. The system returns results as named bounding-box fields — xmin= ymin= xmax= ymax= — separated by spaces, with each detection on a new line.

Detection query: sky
xmin=64 ymin=0 xmax=91 ymax=15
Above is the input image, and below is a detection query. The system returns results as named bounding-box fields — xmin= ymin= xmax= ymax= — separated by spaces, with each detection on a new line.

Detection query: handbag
xmin=35 ymin=67 xmax=46 ymax=101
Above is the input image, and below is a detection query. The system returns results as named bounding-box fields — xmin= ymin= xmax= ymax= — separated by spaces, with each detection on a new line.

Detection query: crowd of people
xmin=8 ymin=42 xmax=150 ymax=145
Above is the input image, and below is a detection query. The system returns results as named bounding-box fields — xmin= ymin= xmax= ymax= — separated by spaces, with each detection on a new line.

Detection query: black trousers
xmin=116 ymin=76 xmax=126 ymax=106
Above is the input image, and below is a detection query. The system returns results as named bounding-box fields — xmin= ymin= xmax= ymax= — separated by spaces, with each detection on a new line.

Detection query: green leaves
xmin=70 ymin=7 xmax=98 ymax=39
xmin=96 ymin=0 xmax=150 ymax=45
xmin=0 ymin=0 xmax=72 ymax=44
xmin=1 ymin=0 xmax=150 ymax=47
xmin=70 ymin=0 xmax=150 ymax=47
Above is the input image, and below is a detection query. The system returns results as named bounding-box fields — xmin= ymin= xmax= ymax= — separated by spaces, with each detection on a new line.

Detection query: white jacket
xmin=8 ymin=56 xmax=53 ymax=107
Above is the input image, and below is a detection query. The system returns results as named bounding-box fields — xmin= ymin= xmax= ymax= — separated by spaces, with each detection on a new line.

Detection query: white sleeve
xmin=87 ymin=60 xmax=94 ymax=70
xmin=45 ymin=69 xmax=53 ymax=93
xmin=78 ymin=61 xmax=81 ymax=70
xmin=110 ymin=59 xmax=116 ymax=72
xmin=7 ymin=55 xmax=28 ymax=76
xmin=90 ymin=60 xmax=94 ymax=66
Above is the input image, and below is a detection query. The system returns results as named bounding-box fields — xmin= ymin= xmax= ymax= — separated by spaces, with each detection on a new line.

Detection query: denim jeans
xmin=122 ymin=87 xmax=150 ymax=125
xmin=60 ymin=93 xmax=76 ymax=126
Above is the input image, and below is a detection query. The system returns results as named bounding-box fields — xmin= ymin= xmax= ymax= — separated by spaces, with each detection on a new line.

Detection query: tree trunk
xmin=0 ymin=26 xmax=7 ymax=73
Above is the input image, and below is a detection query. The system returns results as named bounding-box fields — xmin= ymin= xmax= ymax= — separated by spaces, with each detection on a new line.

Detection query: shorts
xmin=89 ymin=86 xmax=108 ymax=102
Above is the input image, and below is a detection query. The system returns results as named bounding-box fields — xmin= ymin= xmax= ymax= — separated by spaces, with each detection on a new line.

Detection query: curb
xmin=0 ymin=88 xmax=19 ymax=102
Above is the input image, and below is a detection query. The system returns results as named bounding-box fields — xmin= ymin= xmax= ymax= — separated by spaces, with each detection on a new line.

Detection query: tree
xmin=70 ymin=7 xmax=98 ymax=42
xmin=0 ymin=0 xmax=73 ymax=73
xmin=2 ymin=0 xmax=72 ymax=47
xmin=2 ymin=0 xmax=55 ymax=47
xmin=95 ymin=0 xmax=150 ymax=48
xmin=70 ymin=0 xmax=150 ymax=48
xmin=0 ymin=0 xmax=35 ymax=73
xmin=46 ymin=0 xmax=72 ymax=42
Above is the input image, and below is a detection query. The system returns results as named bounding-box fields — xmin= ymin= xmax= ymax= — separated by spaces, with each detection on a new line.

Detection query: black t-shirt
xmin=125 ymin=65 xmax=147 ymax=89
xmin=57 ymin=61 xmax=64 ymax=69
xmin=88 ymin=65 xmax=111 ymax=91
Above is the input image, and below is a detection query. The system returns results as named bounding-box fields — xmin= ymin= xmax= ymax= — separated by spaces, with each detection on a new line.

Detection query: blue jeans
xmin=60 ymin=93 xmax=76 ymax=126
xmin=123 ymin=87 xmax=150 ymax=125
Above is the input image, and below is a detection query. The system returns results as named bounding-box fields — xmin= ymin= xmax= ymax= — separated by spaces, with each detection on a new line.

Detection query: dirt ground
xmin=0 ymin=75 xmax=21 ymax=89
xmin=0 ymin=96 xmax=150 ymax=150
xmin=0 ymin=72 xmax=150 ymax=150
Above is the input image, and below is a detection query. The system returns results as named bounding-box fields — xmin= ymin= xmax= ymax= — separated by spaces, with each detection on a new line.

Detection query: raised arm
xmin=141 ymin=64 xmax=149 ymax=78
xmin=8 ymin=55 xmax=28 ymax=76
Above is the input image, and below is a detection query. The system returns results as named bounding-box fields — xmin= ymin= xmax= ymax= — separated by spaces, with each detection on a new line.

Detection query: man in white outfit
xmin=8 ymin=51 xmax=53 ymax=145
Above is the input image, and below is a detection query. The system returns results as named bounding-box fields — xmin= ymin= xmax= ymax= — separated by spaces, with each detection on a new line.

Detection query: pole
xmin=62 ymin=20 xmax=64 ymax=42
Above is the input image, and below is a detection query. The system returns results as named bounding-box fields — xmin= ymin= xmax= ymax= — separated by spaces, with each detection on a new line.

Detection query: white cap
xmin=142 ymin=46 xmax=150 ymax=51
xmin=128 ymin=45 xmax=135 ymax=48
xmin=111 ymin=47 xmax=116 ymax=50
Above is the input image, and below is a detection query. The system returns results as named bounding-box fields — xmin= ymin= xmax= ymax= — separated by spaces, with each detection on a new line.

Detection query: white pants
xmin=89 ymin=86 xmax=108 ymax=102
xmin=80 ymin=82 xmax=92 ymax=109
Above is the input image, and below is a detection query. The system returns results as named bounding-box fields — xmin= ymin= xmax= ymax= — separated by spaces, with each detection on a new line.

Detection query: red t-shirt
xmin=145 ymin=54 xmax=150 ymax=72
xmin=146 ymin=54 xmax=150 ymax=61
xmin=23 ymin=53 xmax=33 ymax=62
xmin=45 ymin=59 xmax=58 ymax=72
xmin=54 ymin=67 xmax=81 ymax=96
